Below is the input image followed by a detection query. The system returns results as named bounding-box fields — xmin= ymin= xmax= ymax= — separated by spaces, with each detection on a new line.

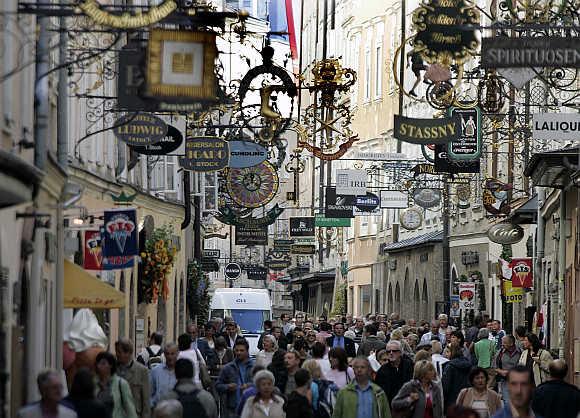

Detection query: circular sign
xmin=114 ymin=113 xmax=167 ymax=146
xmin=355 ymin=193 xmax=380 ymax=212
xmin=487 ymin=223 xmax=524 ymax=245
xmin=225 ymin=263 xmax=242 ymax=280
xmin=412 ymin=188 xmax=442 ymax=208
xmin=226 ymin=161 xmax=279 ymax=208
xmin=79 ymin=0 xmax=177 ymax=29
xmin=400 ymin=207 xmax=423 ymax=230
xmin=129 ymin=125 xmax=183 ymax=155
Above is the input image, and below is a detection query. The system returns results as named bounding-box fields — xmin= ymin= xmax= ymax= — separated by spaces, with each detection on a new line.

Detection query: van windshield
xmin=230 ymin=310 xmax=270 ymax=334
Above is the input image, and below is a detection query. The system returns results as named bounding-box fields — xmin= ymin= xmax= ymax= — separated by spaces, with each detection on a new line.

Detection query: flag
xmin=499 ymin=258 xmax=512 ymax=280
xmin=510 ymin=258 xmax=533 ymax=288
xmin=102 ymin=208 xmax=138 ymax=257
xmin=100 ymin=226 xmax=135 ymax=270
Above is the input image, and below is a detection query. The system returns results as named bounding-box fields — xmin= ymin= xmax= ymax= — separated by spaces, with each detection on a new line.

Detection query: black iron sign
xmin=235 ymin=225 xmax=268 ymax=246
xmin=129 ymin=125 xmax=183 ymax=155
xmin=447 ymin=106 xmax=481 ymax=161
xmin=245 ymin=265 xmax=268 ymax=281
xmin=394 ymin=115 xmax=460 ymax=145
xmin=325 ymin=187 xmax=355 ymax=218
xmin=179 ymin=137 xmax=229 ymax=172
xmin=289 ymin=217 xmax=315 ymax=237
xmin=225 ymin=263 xmax=242 ymax=280
xmin=291 ymin=244 xmax=316 ymax=255
xmin=114 ymin=113 xmax=168 ymax=146
xmin=435 ymin=144 xmax=480 ymax=174
xmin=481 ymin=37 xmax=580 ymax=68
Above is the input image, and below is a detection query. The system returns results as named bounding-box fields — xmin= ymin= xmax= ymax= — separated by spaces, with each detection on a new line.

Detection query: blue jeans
xmin=500 ymin=381 xmax=509 ymax=403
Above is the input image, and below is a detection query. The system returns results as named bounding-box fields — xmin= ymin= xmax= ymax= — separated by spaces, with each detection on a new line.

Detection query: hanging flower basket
xmin=140 ymin=224 xmax=177 ymax=304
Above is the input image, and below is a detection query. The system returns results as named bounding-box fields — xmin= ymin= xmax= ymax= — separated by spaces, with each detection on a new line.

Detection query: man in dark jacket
xmin=257 ymin=320 xmax=273 ymax=350
xmin=357 ymin=323 xmax=386 ymax=357
xmin=327 ymin=323 xmax=356 ymax=358
xmin=442 ymin=344 xmax=472 ymax=411
xmin=532 ymin=359 xmax=580 ymax=418
xmin=216 ymin=338 xmax=255 ymax=418
xmin=374 ymin=340 xmax=414 ymax=404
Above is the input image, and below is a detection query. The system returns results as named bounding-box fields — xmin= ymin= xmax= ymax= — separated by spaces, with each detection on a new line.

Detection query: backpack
xmin=175 ymin=388 xmax=209 ymax=418
xmin=315 ymin=379 xmax=338 ymax=418
xmin=146 ymin=346 xmax=163 ymax=369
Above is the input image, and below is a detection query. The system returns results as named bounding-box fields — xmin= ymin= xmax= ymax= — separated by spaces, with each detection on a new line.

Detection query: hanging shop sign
xmin=400 ymin=207 xmax=423 ymax=230
xmin=503 ymin=280 xmax=524 ymax=303
xmin=411 ymin=0 xmax=480 ymax=64
xmin=273 ymin=239 xmax=294 ymax=252
xmin=146 ymin=29 xmax=218 ymax=102
xmin=179 ymin=137 xmax=229 ymax=172
xmin=511 ymin=258 xmax=533 ymax=288
xmin=487 ymin=223 xmax=524 ymax=245
xmin=200 ymin=258 xmax=220 ymax=273
xmin=290 ymin=244 xmax=316 ymax=255
xmin=380 ymin=190 xmax=408 ymax=209
xmin=355 ymin=193 xmax=381 ymax=212
xmin=226 ymin=161 xmax=279 ymax=208
xmin=102 ymin=209 xmax=138 ymax=257
xmin=84 ymin=230 xmax=103 ymax=271
xmin=315 ymin=215 xmax=352 ymax=228
xmin=224 ymin=263 xmax=242 ymax=280
xmin=447 ymin=106 xmax=482 ymax=161
xmin=483 ymin=178 xmax=512 ymax=217
xmin=411 ymin=163 xmax=438 ymax=177
xmin=412 ymin=188 xmax=442 ymax=208
xmin=113 ymin=113 xmax=168 ymax=146
xmin=202 ymin=249 xmax=220 ymax=259
xmin=117 ymin=45 xmax=157 ymax=112
xmin=353 ymin=152 xmax=407 ymax=161
xmin=394 ymin=116 xmax=459 ymax=145
xmin=129 ymin=125 xmax=183 ymax=155
xmin=532 ymin=113 xmax=580 ymax=142
xmin=336 ymin=169 xmax=367 ymax=196
xmin=235 ymin=225 xmax=268 ymax=246
xmin=267 ymin=258 xmax=291 ymax=271
xmin=228 ymin=140 xmax=269 ymax=168
xmin=458 ymin=283 xmax=476 ymax=309
xmin=481 ymin=37 xmax=580 ymax=68
xmin=246 ymin=266 xmax=268 ymax=281
xmin=456 ymin=183 xmax=471 ymax=209
xmin=325 ymin=187 xmax=355 ymax=219
xmin=79 ymin=0 xmax=177 ymax=29
xmin=434 ymin=144 xmax=480 ymax=174
xmin=289 ymin=217 xmax=315 ymax=237
xmin=215 ymin=205 xmax=284 ymax=227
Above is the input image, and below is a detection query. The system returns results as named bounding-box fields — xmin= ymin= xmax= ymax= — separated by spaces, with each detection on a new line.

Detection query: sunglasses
xmin=386 ymin=349 xmax=401 ymax=353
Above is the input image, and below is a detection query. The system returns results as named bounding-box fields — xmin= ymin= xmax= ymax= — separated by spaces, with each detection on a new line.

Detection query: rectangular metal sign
xmin=353 ymin=152 xmax=407 ymax=161
xmin=336 ymin=169 xmax=367 ymax=196
xmin=202 ymin=249 xmax=220 ymax=258
xmin=315 ymin=215 xmax=352 ymax=227
xmin=532 ymin=113 xmax=580 ymax=141
xmin=447 ymin=106 xmax=482 ymax=161
xmin=235 ymin=225 xmax=268 ymax=245
xmin=290 ymin=244 xmax=316 ymax=255
xmin=289 ymin=217 xmax=315 ymax=237
xmin=481 ymin=37 xmax=580 ymax=68
xmin=325 ymin=187 xmax=355 ymax=218
xmin=394 ymin=115 xmax=459 ymax=145
xmin=380 ymin=190 xmax=408 ymax=209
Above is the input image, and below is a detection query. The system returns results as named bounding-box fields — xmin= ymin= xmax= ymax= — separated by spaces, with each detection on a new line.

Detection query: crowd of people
xmin=19 ymin=312 xmax=580 ymax=418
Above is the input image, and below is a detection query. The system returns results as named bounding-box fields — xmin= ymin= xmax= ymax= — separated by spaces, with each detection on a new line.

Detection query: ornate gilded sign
xmin=394 ymin=115 xmax=459 ymax=145
xmin=447 ymin=106 xmax=482 ymax=161
xmin=113 ymin=113 xmax=167 ymax=146
xmin=79 ymin=0 xmax=177 ymax=29
xmin=226 ymin=161 xmax=279 ymax=208
xmin=412 ymin=0 xmax=480 ymax=64
xmin=483 ymin=178 xmax=512 ymax=217
xmin=179 ymin=137 xmax=229 ymax=172
xmin=215 ymin=205 xmax=284 ymax=227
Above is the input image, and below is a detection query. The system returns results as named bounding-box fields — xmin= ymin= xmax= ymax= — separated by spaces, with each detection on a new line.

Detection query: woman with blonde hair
xmin=391 ymin=328 xmax=414 ymax=358
xmin=256 ymin=335 xmax=278 ymax=368
xmin=302 ymin=360 xmax=338 ymax=418
xmin=392 ymin=360 xmax=444 ymax=418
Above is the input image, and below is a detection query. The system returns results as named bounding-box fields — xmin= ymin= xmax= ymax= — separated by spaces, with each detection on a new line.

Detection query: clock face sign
xmin=226 ymin=161 xmax=279 ymax=208
xmin=400 ymin=207 xmax=423 ymax=230
xmin=79 ymin=0 xmax=177 ymax=29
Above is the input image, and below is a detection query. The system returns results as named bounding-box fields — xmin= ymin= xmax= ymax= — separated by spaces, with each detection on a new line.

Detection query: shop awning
xmin=64 ymin=260 xmax=125 ymax=309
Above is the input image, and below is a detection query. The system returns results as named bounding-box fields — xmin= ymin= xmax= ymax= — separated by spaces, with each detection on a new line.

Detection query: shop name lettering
xmin=80 ymin=0 xmax=177 ymax=29
xmin=71 ymin=297 xmax=115 ymax=306
xmin=186 ymin=141 xmax=227 ymax=166
xmin=485 ymin=48 xmax=580 ymax=67
xmin=398 ymin=123 xmax=456 ymax=139
xmin=534 ymin=120 xmax=579 ymax=133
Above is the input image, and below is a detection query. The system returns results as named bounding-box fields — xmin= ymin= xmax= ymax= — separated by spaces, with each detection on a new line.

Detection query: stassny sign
xmin=394 ymin=115 xmax=460 ymax=145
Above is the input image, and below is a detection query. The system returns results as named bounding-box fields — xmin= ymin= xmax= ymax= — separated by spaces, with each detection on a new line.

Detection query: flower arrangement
xmin=140 ymin=224 xmax=177 ymax=303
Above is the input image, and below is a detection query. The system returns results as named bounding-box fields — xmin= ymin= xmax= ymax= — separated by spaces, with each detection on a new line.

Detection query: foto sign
xmin=532 ymin=113 xmax=580 ymax=142
xmin=114 ymin=113 xmax=168 ymax=146
xmin=447 ymin=106 xmax=482 ymax=161
xmin=380 ymin=190 xmax=408 ymax=209
xmin=481 ymin=37 xmax=580 ymax=68
xmin=180 ymin=137 xmax=229 ymax=172
xmin=336 ymin=169 xmax=367 ymax=196
xmin=394 ymin=115 xmax=459 ymax=145
xmin=225 ymin=263 xmax=241 ymax=280
xmin=228 ymin=140 xmax=268 ymax=168
xmin=487 ymin=223 xmax=524 ymax=244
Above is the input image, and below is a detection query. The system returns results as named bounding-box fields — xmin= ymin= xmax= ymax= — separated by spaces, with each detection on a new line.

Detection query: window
xmin=364 ymin=46 xmax=372 ymax=101
xmin=350 ymin=33 xmax=360 ymax=102
xmin=150 ymin=156 xmax=178 ymax=193
xmin=203 ymin=172 xmax=218 ymax=212
xmin=375 ymin=22 xmax=384 ymax=98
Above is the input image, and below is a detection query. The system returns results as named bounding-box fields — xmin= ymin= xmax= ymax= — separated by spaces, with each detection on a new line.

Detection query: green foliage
xmin=501 ymin=244 xmax=513 ymax=262
xmin=186 ymin=260 xmax=212 ymax=326
xmin=331 ymin=280 xmax=347 ymax=317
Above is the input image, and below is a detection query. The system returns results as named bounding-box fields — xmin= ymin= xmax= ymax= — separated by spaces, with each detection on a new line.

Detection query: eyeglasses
xmin=386 ymin=349 xmax=401 ymax=353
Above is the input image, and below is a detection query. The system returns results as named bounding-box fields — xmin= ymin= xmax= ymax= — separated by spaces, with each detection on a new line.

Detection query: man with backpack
xmin=160 ymin=358 xmax=217 ymax=418
xmin=138 ymin=333 xmax=164 ymax=369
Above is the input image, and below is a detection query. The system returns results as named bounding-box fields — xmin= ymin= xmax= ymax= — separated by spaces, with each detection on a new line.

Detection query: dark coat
xmin=374 ymin=355 xmax=414 ymax=404
xmin=63 ymin=397 xmax=110 ymax=418
xmin=441 ymin=355 xmax=472 ymax=411
xmin=284 ymin=392 xmax=314 ymax=418
xmin=392 ymin=379 xmax=444 ymax=418
xmin=215 ymin=358 xmax=255 ymax=411
xmin=257 ymin=329 xmax=273 ymax=351
xmin=357 ymin=336 xmax=387 ymax=357
xmin=532 ymin=379 xmax=580 ymax=418
xmin=326 ymin=335 xmax=356 ymax=358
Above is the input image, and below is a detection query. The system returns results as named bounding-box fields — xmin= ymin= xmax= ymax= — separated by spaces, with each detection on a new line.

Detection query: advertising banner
xmin=84 ymin=230 xmax=103 ymax=270
xmin=532 ymin=113 xmax=580 ymax=142
xmin=336 ymin=170 xmax=367 ymax=196
xmin=102 ymin=209 xmax=138 ymax=257
xmin=458 ymin=283 xmax=476 ymax=309
xmin=481 ymin=37 xmax=580 ymax=68
xmin=325 ymin=187 xmax=355 ymax=218
xmin=503 ymin=280 xmax=524 ymax=303
xmin=511 ymin=258 xmax=533 ymax=288
xmin=394 ymin=115 xmax=459 ymax=145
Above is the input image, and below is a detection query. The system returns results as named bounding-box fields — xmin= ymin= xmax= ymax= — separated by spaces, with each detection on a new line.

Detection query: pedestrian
xmin=456 ymin=367 xmax=502 ymax=418
xmin=494 ymin=335 xmax=521 ymax=401
xmin=332 ymin=356 xmax=392 ymax=418
xmin=160 ymin=358 xmax=217 ymax=418
xmin=281 ymin=350 xmax=302 ymax=396
xmin=306 ymin=329 xmax=319 ymax=352
xmin=64 ymin=368 xmax=109 ymax=418
xmin=357 ymin=323 xmax=387 ymax=357
xmin=518 ymin=333 xmax=552 ymax=387
xmin=256 ymin=334 xmax=278 ymax=368
xmin=449 ymin=330 xmax=471 ymax=360
xmin=316 ymin=322 xmax=333 ymax=345
xmin=211 ymin=336 xmax=234 ymax=377
xmin=392 ymin=360 xmax=444 ymax=418
xmin=236 ymin=366 xmax=268 ymax=416
xmin=150 ymin=343 xmax=179 ymax=408
xmin=531 ymin=359 xmax=580 ymax=418
xmin=302 ymin=359 xmax=338 ymax=418
xmin=389 ymin=328 xmax=415 ymax=358
xmin=268 ymin=349 xmax=289 ymax=395
xmin=137 ymin=333 xmax=164 ymax=369
xmin=241 ymin=369 xmax=285 ymax=418
xmin=442 ymin=343 xmax=472 ymax=411
xmin=284 ymin=369 xmax=314 ymax=418
xmin=491 ymin=365 xmax=541 ymax=418
xmin=431 ymin=341 xmax=449 ymax=379
xmin=474 ymin=328 xmax=497 ymax=389
xmin=152 ymin=400 xmax=182 ymax=418
xmin=199 ymin=323 xmax=218 ymax=368
xmin=374 ymin=340 xmax=414 ymax=405
xmin=177 ymin=333 xmax=208 ymax=389
xmin=223 ymin=321 xmax=243 ymax=349
xmin=349 ymin=318 xmax=365 ymax=345
xmin=419 ymin=320 xmax=446 ymax=347
xmin=326 ymin=323 xmax=356 ymax=358
xmin=325 ymin=347 xmax=354 ymax=389
xmin=18 ymin=370 xmax=77 ymax=418
xmin=216 ymin=338 xmax=255 ymax=418
xmin=311 ymin=342 xmax=331 ymax=379
xmin=513 ymin=326 xmax=526 ymax=352
xmin=272 ymin=326 xmax=289 ymax=351
xmin=281 ymin=313 xmax=295 ymax=337
xmin=489 ymin=321 xmax=506 ymax=351
xmin=257 ymin=320 xmax=274 ymax=351
xmin=94 ymin=352 xmax=138 ymax=418
xmin=438 ymin=314 xmax=455 ymax=335
xmin=115 ymin=338 xmax=151 ymax=418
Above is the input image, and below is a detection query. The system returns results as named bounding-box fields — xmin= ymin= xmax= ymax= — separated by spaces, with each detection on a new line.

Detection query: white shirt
xmin=315 ymin=358 xmax=332 ymax=379
xmin=432 ymin=353 xmax=449 ymax=378
xmin=325 ymin=367 xmax=355 ymax=389
xmin=178 ymin=348 xmax=206 ymax=387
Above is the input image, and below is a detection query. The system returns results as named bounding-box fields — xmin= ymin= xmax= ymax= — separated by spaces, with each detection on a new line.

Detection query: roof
xmin=292 ymin=269 xmax=335 ymax=284
xmin=380 ymin=230 xmax=444 ymax=254
xmin=524 ymin=146 xmax=579 ymax=188
xmin=509 ymin=194 xmax=538 ymax=225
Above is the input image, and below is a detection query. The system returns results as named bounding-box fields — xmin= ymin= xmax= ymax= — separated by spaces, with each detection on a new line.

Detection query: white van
xmin=209 ymin=288 xmax=272 ymax=356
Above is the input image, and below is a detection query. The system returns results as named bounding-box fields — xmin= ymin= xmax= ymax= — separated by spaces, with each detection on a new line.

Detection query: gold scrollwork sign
xmin=78 ymin=0 xmax=177 ymax=29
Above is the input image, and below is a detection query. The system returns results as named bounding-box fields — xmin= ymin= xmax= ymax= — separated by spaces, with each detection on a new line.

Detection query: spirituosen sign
xmin=394 ymin=115 xmax=459 ymax=145
xmin=114 ymin=113 xmax=168 ymax=146
xmin=481 ymin=37 xmax=580 ymax=68
xmin=129 ymin=125 xmax=183 ymax=155
xmin=412 ymin=0 xmax=480 ymax=64
xmin=532 ymin=113 xmax=580 ymax=142
xmin=447 ymin=106 xmax=482 ymax=161
xmin=179 ymin=137 xmax=229 ymax=172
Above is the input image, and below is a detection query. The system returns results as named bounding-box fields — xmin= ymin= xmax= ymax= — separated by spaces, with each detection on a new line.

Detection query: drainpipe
xmin=534 ymin=188 xmax=545 ymax=328
xmin=557 ymin=189 xmax=566 ymax=359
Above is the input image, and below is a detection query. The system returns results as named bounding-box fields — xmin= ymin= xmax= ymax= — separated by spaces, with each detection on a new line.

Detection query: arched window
xmin=403 ymin=267 xmax=411 ymax=304
xmin=413 ymin=280 xmax=420 ymax=320
xmin=422 ymin=279 xmax=429 ymax=321
xmin=387 ymin=283 xmax=393 ymax=314
xmin=395 ymin=282 xmax=401 ymax=315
